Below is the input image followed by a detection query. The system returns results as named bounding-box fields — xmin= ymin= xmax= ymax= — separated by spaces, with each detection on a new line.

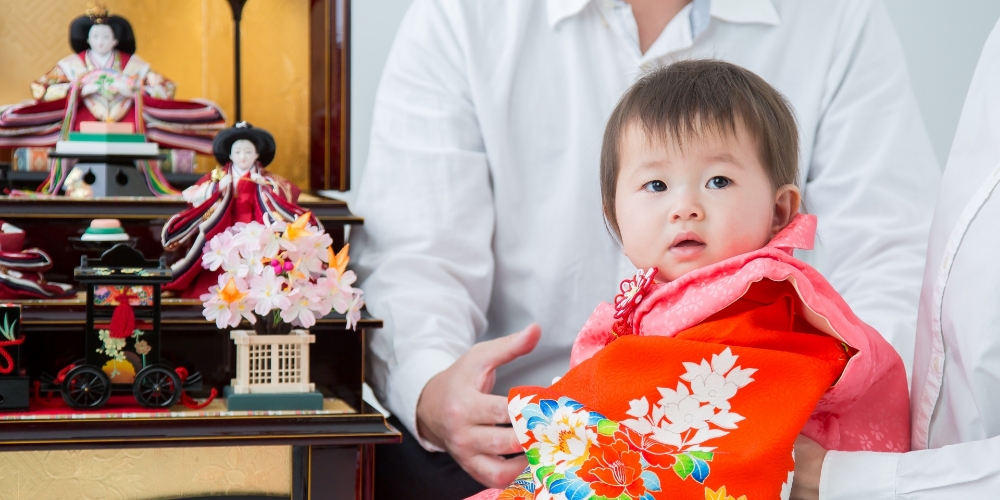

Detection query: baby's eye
xmin=642 ymin=180 xmax=667 ymax=192
xmin=706 ymin=176 xmax=731 ymax=189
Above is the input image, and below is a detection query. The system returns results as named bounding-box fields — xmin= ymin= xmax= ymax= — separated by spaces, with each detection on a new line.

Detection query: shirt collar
xmin=710 ymin=0 xmax=780 ymax=26
xmin=546 ymin=0 xmax=781 ymax=29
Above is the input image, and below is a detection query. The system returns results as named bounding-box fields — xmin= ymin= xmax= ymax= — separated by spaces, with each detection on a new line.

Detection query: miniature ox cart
xmin=40 ymin=244 xmax=202 ymax=409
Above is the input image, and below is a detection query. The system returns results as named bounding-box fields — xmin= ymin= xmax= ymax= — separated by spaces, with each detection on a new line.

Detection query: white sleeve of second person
xmin=351 ymin=0 xmax=493 ymax=452
xmin=821 ymin=434 xmax=1000 ymax=499
xmin=802 ymin=0 xmax=940 ymax=378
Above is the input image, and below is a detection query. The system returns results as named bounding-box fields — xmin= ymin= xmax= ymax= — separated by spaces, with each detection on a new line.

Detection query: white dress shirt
xmin=821 ymin=19 xmax=1000 ymax=500
xmin=352 ymin=0 xmax=940 ymax=448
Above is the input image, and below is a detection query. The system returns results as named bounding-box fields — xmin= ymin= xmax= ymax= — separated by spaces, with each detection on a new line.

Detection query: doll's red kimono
xmin=471 ymin=214 xmax=909 ymax=500
xmin=161 ymin=123 xmax=317 ymax=298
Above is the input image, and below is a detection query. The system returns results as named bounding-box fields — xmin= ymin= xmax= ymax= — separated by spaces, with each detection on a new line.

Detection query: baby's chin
xmin=655 ymin=254 xmax=729 ymax=282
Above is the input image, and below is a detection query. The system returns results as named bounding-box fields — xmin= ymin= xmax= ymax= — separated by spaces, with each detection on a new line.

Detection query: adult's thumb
xmin=474 ymin=323 xmax=542 ymax=373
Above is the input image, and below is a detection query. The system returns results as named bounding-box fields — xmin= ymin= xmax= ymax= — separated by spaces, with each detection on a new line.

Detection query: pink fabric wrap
xmin=571 ymin=214 xmax=910 ymax=452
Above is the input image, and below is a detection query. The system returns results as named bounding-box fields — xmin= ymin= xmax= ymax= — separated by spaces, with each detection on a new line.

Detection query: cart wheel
xmin=133 ymin=365 xmax=181 ymax=409
xmin=61 ymin=365 xmax=112 ymax=409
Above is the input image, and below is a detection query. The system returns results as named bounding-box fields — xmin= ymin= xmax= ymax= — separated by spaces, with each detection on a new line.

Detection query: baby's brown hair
xmin=600 ymin=59 xmax=800 ymax=241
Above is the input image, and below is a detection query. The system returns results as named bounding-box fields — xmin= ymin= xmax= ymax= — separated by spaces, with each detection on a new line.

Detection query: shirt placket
xmin=917 ymin=163 xmax=1000 ymax=448
xmin=597 ymin=0 xmax=697 ymax=74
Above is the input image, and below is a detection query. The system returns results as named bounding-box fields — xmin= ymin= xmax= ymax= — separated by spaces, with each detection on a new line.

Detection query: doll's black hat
xmin=70 ymin=13 xmax=136 ymax=55
xmin=212 ymin=122 xmax=277 ymax=168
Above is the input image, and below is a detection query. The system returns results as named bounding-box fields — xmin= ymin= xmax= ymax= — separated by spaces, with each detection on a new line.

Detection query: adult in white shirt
xmin=792 ymin=18 xmax=1000 ymax=500
xmin=352 ymin=0 xmax=940 ymax=497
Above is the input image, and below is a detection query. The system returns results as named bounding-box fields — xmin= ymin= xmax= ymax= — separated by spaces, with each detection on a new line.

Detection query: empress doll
xmin=162 ymin=122 xmax=316 ymax=298
xmin=0 ymin=5 xmax=226 ymax=194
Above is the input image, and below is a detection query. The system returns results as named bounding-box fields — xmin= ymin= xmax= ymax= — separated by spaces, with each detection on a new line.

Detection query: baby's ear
xmin=771 ymin=184 xmax=801 ymax=237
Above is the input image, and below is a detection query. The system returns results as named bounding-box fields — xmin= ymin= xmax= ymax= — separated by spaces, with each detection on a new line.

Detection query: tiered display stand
xmin=0 ymin=196 xmax=399 ymax=500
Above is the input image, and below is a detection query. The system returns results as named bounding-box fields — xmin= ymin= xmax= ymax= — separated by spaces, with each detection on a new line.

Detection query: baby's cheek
xmin=717 ymin=216 xmax=771 ymax=256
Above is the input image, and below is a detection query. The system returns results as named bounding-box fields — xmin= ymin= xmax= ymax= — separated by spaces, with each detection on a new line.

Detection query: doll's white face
xmin=88 ymin=25 xmax=118 ymax=56
xmin=230 ymin=140 xmax=259 ymax=172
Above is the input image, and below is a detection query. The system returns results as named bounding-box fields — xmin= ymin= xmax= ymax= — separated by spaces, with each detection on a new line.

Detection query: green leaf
xmin=545 ymin=472 xmax=565 ymax=488
xmin=592 ymin=495 xmax=630 ymax=500
xmin=597 ymin=419 xmax=619 ymax=436
xmin=535 ymin=465 xmax=556 ymax=483
xmin=673 ymin=453 xmax=694 ymax=480
xmin=688 ymin=451 xmax=714 ymax=462
xmin=526 ymin=448 xmax=541 ymax=466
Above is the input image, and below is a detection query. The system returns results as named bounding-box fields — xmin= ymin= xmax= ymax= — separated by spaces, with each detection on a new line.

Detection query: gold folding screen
xmin=0 ymin=446 xmax=291 ymax=498
xmin=0 ymin=0 xmax=311 ymax=188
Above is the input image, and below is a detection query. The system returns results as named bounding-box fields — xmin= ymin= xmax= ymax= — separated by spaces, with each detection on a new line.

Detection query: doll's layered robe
xmin=0 ymin=50 xmax=225 ymax=153
xmin=161 ymin=164 xmax=313 ymax=298
xmin=472 ymin=215 xmax=909 ymax=500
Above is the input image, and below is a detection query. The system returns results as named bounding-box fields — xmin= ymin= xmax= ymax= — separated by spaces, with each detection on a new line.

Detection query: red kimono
xmin=472 ymin=215 xmax=909 ymax=500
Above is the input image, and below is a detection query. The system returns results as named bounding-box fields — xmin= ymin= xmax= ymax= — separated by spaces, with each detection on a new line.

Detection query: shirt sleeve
xmin=351 ymin=0 xmax=493 ymax=451
xmin=822 ymin=434 xmax=1000 ymax=499
xmin=802 ymin=0 xmax=940 ymax=378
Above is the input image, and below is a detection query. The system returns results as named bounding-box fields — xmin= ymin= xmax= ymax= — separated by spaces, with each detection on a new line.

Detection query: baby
xmin=474 ymin=60 xmax=910 ymax=500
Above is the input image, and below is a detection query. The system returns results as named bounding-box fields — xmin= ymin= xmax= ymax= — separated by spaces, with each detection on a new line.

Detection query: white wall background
xmin=347 ymin=1 xmax=1000 ymax=200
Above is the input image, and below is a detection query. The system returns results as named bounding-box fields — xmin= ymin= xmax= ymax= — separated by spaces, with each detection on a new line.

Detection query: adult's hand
xmin=416 ymin=324 xmax=542 ymax=488
xmin=791 ymin=434 xmax=828 ymax=500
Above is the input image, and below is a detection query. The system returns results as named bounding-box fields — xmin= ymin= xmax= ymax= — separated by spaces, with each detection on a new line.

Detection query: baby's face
xmin=614 ymin=124 xmax=796 ymax=282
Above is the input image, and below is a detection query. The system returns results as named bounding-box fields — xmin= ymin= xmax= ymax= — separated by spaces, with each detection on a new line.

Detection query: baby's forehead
xmin=621 ymin=119 xmax=757 ymax=156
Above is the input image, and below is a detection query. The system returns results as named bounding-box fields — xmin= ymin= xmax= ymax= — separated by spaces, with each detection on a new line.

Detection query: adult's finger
xmin=454 ymin=424 xmax=523 ymax=457
xmin=791 ymin=434 xmax=826 ymax=500
xmin=463 ymin=453 xmax=529 ymax=488
xmin=463 ymin=392 xmax=511 ymax=425
xmin=465 ymin=323 xmax=542 ymax=376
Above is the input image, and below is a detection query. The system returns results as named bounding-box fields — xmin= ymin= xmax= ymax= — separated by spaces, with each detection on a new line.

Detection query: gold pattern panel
xmin=0 ymin=0 xmax=310 ymax=188
xmin=0 ymin=446 xmax=291 ymax=499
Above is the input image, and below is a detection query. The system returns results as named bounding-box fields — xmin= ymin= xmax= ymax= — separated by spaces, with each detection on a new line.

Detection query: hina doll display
xmin=0 ymin=4 xmax=226 ymax=193
xmin=161 ymin=122 xmax=314 ymax=298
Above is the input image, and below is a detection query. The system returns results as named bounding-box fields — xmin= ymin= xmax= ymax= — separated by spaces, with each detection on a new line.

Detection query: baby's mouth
xmin=673 ymin=240 xmax=703 ymax=247
xmin=669 ymin=232 xmax=706 ymax=257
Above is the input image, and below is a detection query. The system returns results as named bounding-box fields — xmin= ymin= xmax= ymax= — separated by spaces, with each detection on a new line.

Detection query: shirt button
xmin=933 ymin=356 xmax=942 ymax=373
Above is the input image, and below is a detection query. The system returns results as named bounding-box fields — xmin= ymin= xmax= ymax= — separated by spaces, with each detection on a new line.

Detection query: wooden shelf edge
xmin=0 ymin=411 xmax=401 ymax=451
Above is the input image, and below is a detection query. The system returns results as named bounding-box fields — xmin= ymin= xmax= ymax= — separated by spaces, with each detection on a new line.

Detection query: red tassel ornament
xmin=108 ymin=287 xmax=135 ymax=339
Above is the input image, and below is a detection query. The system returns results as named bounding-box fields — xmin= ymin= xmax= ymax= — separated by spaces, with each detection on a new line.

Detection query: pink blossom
xmin=281 ymin=288 xmax=322 ymax=328
xmin=202 ymin=231 xmax=236 ymax=271
xmin=249 ymin=267 xmax=291 ymax=315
